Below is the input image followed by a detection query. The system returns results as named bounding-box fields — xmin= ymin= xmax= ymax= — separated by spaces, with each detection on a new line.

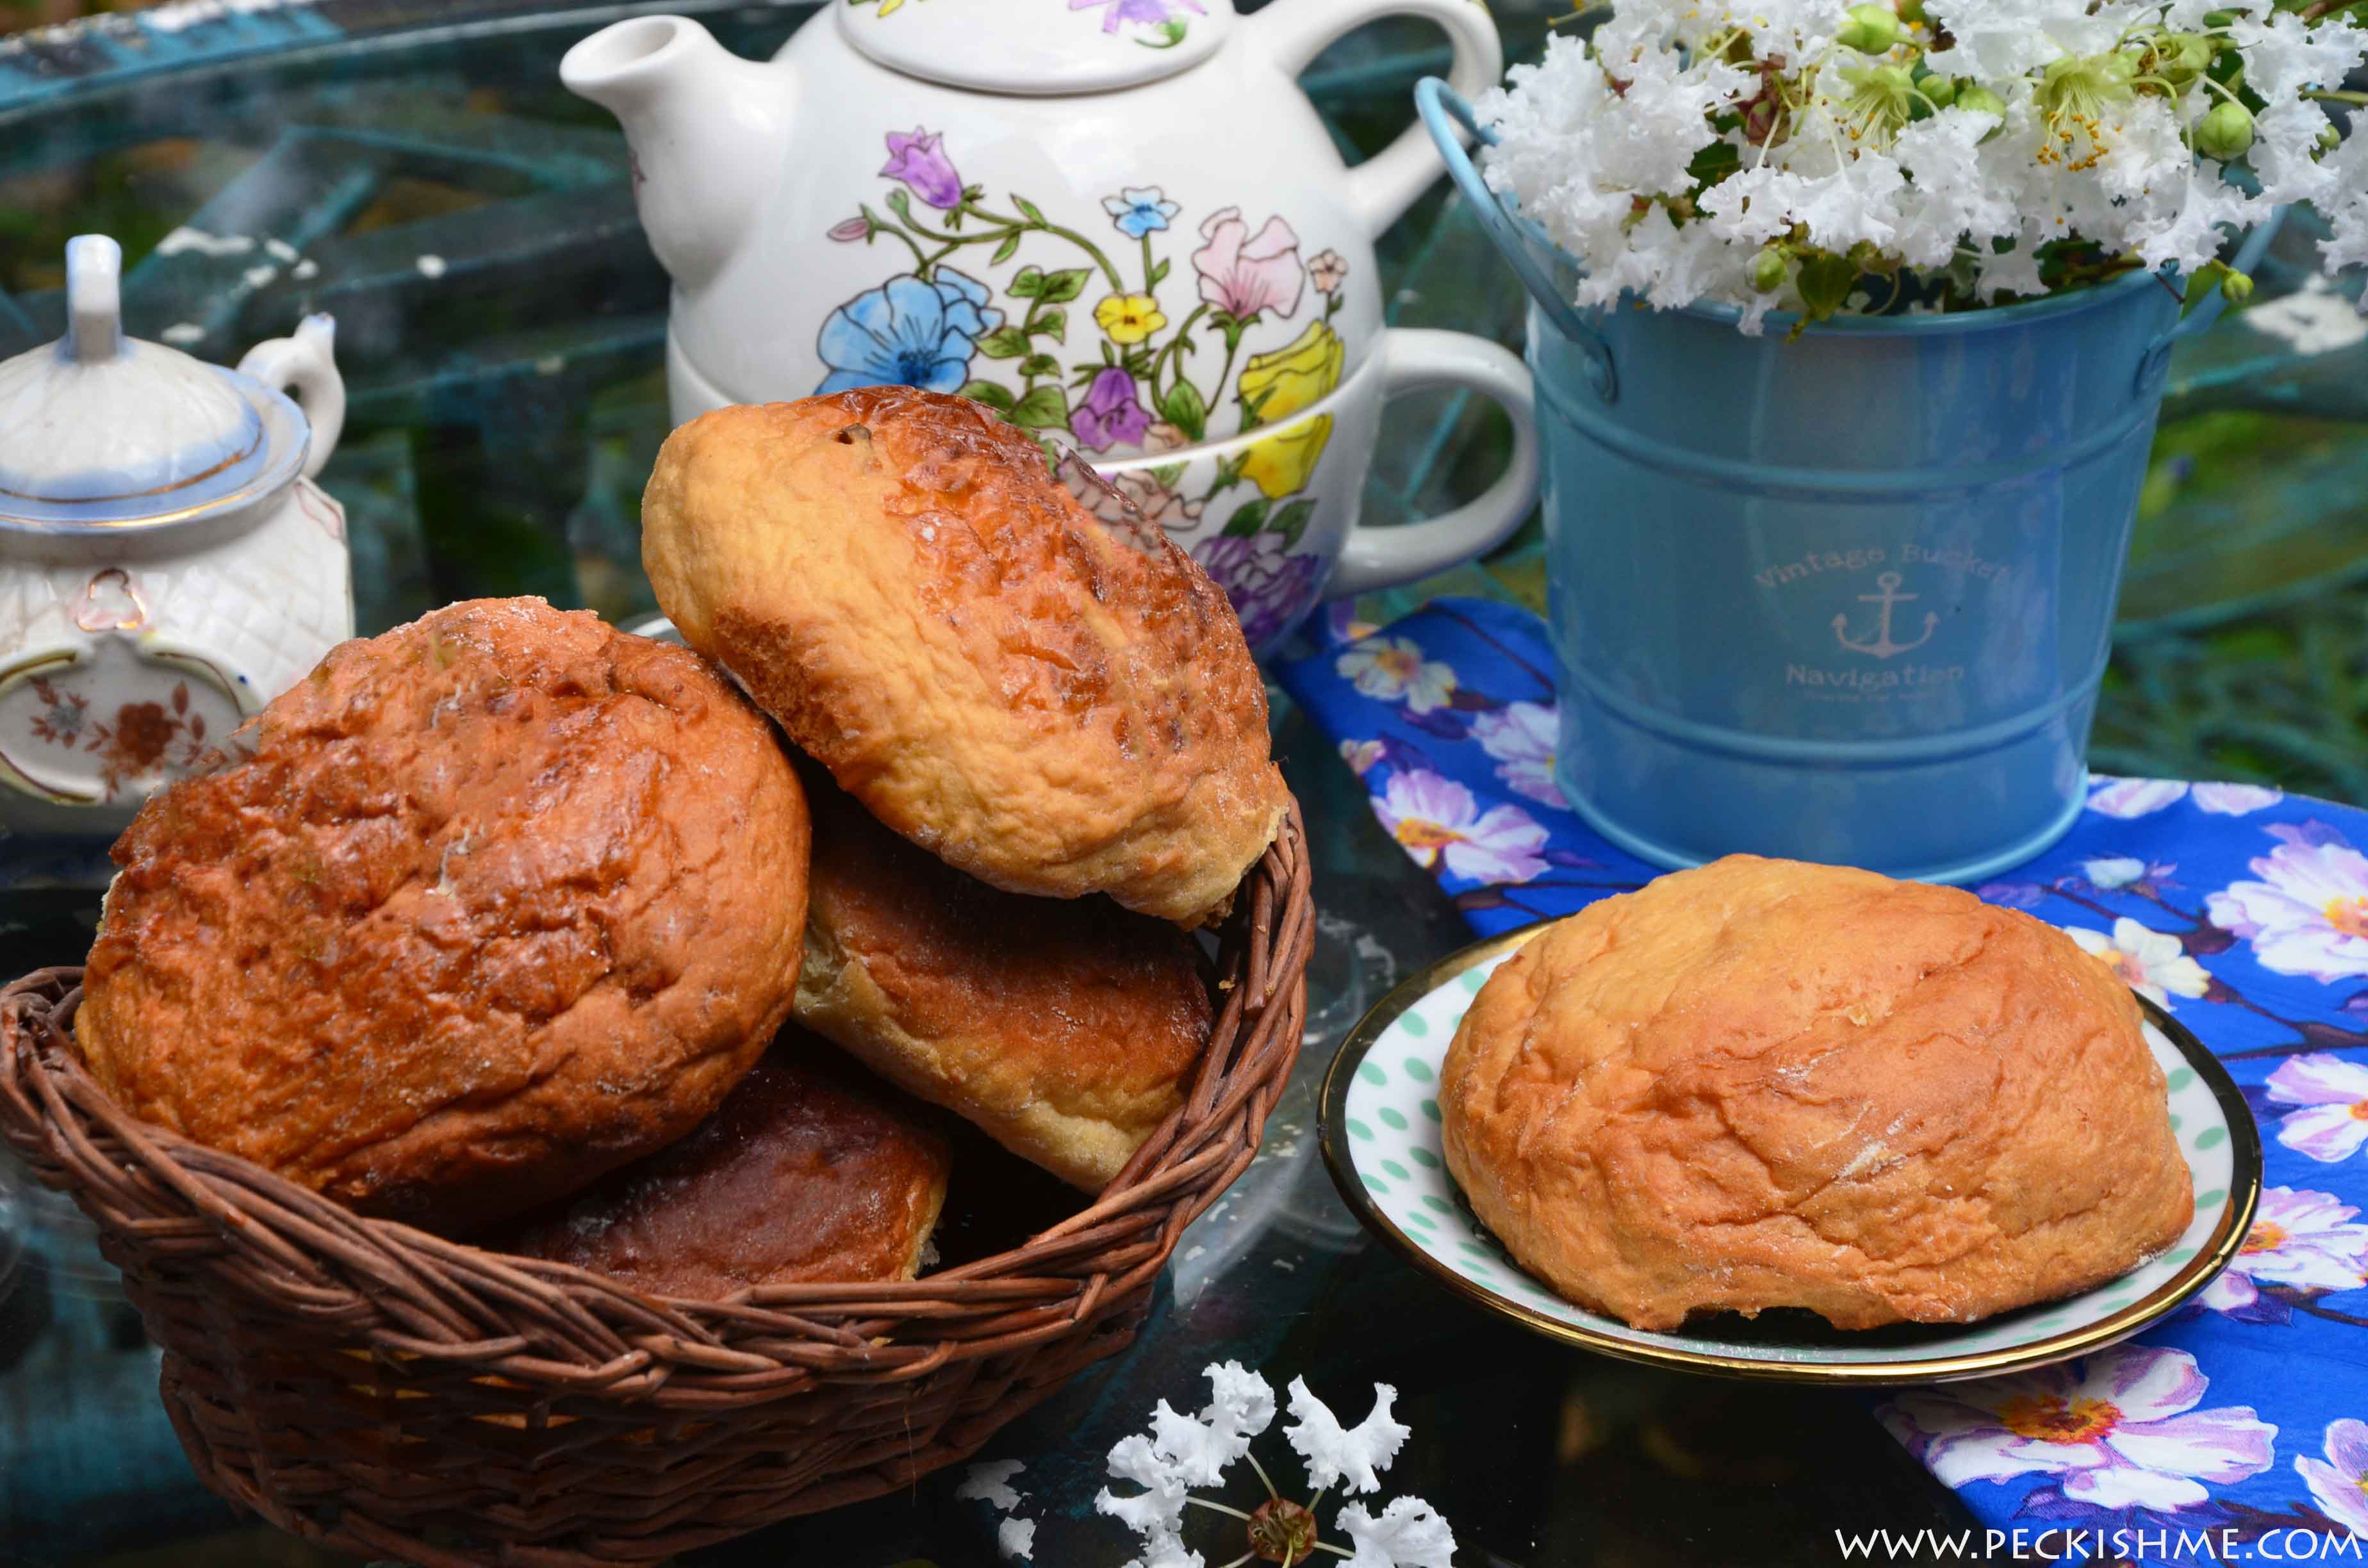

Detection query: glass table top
xmin=0 ymin=2 xmax=2358 ymax=1564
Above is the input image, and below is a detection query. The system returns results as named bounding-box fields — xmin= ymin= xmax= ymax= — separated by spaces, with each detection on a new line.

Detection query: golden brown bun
xmin=640 ymin=389 xmax=1287 ymax=927
xmin=1441 ymin=855 xmax=2194 ymax=1332
xmin=503 ymin=1036 xmax=951 ymax=1297
xmin=78 ymin=598 xmax=810 ymax=1234
xmin=794 ymin=767 xmax=1211 ymax=1191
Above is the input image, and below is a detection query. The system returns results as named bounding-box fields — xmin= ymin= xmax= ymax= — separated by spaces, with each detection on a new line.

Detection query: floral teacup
xmin=1067 ymin=327 xmax=1538 ymax=655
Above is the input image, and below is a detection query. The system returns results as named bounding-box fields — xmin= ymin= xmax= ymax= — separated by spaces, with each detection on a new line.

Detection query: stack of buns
xmin=73 ymin=387 xmax=1288 ymax=1302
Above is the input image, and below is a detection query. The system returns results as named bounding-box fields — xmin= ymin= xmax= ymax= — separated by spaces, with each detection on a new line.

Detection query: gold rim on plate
xmin=1318 ymin=922 xmax=2264 ymax=1385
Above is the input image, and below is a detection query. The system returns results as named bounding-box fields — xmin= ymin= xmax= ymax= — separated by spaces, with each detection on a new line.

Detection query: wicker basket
xmin=0 ymin=804 xmax=1313 ymax=1568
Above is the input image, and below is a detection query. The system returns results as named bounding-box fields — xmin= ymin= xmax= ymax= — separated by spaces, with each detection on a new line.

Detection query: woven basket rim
xmin=0 ymin=798 xmax=1311 ymax=1408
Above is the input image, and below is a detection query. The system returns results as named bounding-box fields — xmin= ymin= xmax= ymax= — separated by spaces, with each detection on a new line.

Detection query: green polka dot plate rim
xmin=1316 ymin=922 xmax=2264 ymax=1386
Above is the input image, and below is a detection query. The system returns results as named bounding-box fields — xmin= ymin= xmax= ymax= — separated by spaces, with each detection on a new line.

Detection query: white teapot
xmin=561 ymin=0 xmax=1502 ymax=453
xmin=0 ymin=235 xmax=352 ymax=887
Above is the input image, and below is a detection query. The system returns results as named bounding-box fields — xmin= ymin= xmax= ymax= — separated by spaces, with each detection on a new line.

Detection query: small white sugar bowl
xmin=0 ymin=234 xmax=354 ymax=885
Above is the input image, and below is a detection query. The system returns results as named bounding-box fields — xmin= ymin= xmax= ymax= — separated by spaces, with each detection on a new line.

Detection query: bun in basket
xmin=794 ymin=769 xmax=1211 ymax=1191
xmin=76 ymin=598 xmax=811 ymax=1234
xmin=1441 ymin=855 xmax=2194 ymax=1332
xmin=505 ymin=1038 xmax=951 ymax=1296
xmin=639 ymin=389 xmax=1288 ymax=927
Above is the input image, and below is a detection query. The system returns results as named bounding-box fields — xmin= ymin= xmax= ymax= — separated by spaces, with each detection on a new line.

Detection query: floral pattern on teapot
xmin=20 ymin=672 xmax=214 ymax=803
xmin=821 ymin=124 xmax=1352 ymax=580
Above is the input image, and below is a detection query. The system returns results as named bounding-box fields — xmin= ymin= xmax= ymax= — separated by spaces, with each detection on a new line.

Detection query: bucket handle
xmin=1417 ymin=77 xmax=1618 ymax=403
xmin=2132 ymin=207 xmax=2285 ymax=395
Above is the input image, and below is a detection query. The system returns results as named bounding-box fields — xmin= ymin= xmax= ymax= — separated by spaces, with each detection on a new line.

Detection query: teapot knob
xmin=65 ymin=234 xmax=124 ymax=364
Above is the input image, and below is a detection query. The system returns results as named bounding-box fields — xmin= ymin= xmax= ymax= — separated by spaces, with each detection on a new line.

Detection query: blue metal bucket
xmin=1418 ymin=79 xmax=2281 ymax=883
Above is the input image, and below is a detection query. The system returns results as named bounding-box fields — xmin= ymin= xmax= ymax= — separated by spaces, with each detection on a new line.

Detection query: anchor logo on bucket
xmin=1832 ymin=571 xmax=1937 ymax=660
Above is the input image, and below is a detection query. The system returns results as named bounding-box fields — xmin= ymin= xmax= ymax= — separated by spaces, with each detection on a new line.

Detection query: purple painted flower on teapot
xmin=880 ymin=127 xmax=965 ymax=211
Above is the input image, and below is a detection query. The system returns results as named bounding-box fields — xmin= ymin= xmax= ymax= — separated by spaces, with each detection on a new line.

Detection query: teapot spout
xmin=561 ymin=15 xmax=789 ymax=293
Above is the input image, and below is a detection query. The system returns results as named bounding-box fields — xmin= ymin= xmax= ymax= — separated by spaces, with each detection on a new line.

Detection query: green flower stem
xmin=886 ymin=209 xmax=1025 ymax=251
xmin=869 ymin=213 xmax=931 ymax=271
xmin=2193 ymin=70 xmax=2248 ymax=108
xmin=1212 ymin=324 xmax=1246 ymax=425
xmin=1142 ymin=233 xmax=1158 ymax=291
xmin=923 ymin=199 xmax=1128 ymax=291
xmin=1019 ymin=298 xmax=1044 ymax=388
xmin=1037 ymin=218 xmax=1128 ymax=291
xmin=1146 ymin=302 xmax=1210 ymax=400
xmin=2305 ymin=88 xmax=2368 ymax=105
xmin=1186 ymin=1497 xmax=1256 ymax=1523
xmin=1196 ymin=470 xmax=1243 ymax=507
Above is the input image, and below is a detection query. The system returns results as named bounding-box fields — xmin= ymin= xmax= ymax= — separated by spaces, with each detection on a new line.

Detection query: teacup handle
xmin=1329 ymin=327 xmax=1538 ymax=597
xmin=236 ymin=313 xmax=344 ymax=478
xmin=1246 ymin=0 xmax=1502 ymax=238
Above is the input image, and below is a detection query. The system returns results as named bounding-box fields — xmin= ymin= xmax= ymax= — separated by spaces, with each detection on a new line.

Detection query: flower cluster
xmin=1479 ymin=0 xmax=2368 ymax=331
xmin=1095 ymin=1362 xmax=1456 ymax=1567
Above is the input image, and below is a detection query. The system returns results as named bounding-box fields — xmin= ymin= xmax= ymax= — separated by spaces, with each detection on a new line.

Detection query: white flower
xmin=2323 ymin=131 xmax=2368 ymax=276
xmin=1338 ymin=1495 xmax=1458 ymax=1567
xmin=2267 ymin=1055 xmax=2368 ymax=1164
xmin=1370 ymin=771 xmax=1550 ymax=884
xmin=1203 ymin=1360 xmax=1279 ymax=1471
xmin=2191 ymin=781 xmax=2284 ymax=815
xmin=2081 ymin=856 xmax=2148 ymax=889
xmin=1099 ymin=1432 xmax=1192 ymax=1540
xmin=2252 ymin=99 xmax=2342 ymax=209
xmin=2226 ymin=11 xmax=2368 ymax=101
xmin=2207 ymin=837 xmax=2368 ymax=983
xmin=1880 ymin=1344 xmax=2275 ymax=1511
xmin=1475 ymin=0 xmax=2368 ymax=327
xmin=2200 ymin=1186 xmax=2368 ymax=1313
xmin=2088 ymin=776 xmax=2189 ymax=817
xmin=997 ymin=1516 xmax=1037 ymax=1562
xmin=2064 ymin=917 xmax=2210 ymax=1007
xmin=2297 ymin=1419 xmax=2368 ymax=1537
xmin=958 ymin=1459 xmax=1026 ymax=1511
xmin=1336 ymin=638 xmax=1457 ymax=714
xmin=1472 ymin=701 xmax=1566 ymax=808
xmin=1284 ymin=1378 xmax=1411 ymax=1496
xmin=1098 ymin=1368 xmax=1453 ymax=1568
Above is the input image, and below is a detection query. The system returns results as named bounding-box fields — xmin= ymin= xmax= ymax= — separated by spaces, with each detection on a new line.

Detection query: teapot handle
xmin=1329 ymin=327 xmax=1538 ymax=596
xmin=1245 ymin=0 xmax=1502 ymax=239
xmin=237 ymin=314 xmax=345 ymax=479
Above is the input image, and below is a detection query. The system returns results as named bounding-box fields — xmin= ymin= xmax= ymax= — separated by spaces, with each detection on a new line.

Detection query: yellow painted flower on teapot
xmin=1238 ymin=321 xmax=1344 ymax=498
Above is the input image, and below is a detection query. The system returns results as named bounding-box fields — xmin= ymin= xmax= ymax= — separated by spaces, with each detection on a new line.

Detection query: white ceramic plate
xmin=1319 ymin=925 xmax=2263 ymax=1384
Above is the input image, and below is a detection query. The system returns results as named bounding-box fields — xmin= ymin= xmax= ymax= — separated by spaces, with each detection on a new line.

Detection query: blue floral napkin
xmin=1279 ymin=597 xmax=2368 ymax=1563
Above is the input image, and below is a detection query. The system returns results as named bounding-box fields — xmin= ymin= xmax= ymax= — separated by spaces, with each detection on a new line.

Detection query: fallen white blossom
xmin=1097 ymin=1364 xmax=1456 ymax=1567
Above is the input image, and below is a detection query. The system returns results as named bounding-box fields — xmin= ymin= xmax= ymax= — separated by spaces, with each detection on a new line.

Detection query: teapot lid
xmin=0 ymin=235 xmax=304 ymax=532
xmin=837 ymin=0 xmax=1233 ymax=95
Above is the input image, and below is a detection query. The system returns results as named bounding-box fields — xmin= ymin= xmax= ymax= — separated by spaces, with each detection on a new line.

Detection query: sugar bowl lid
xmin=0 ymin=235 xmax=307 ymax=532
xmin=838 ymin=0 xmax=1233 ymax=95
